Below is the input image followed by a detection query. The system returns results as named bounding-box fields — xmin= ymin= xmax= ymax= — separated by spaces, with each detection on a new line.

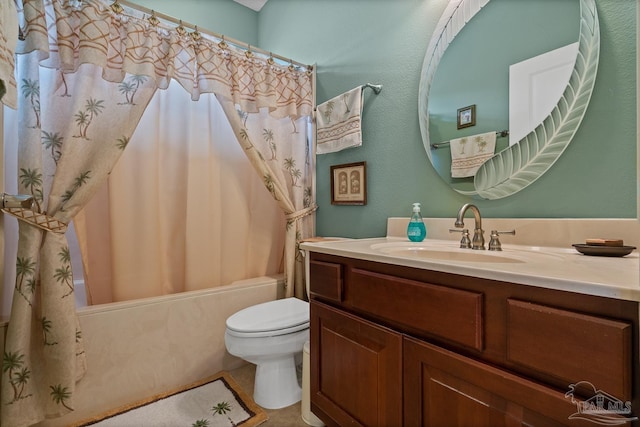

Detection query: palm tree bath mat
xmin=73 ymin=371 xmax=268 ymax=427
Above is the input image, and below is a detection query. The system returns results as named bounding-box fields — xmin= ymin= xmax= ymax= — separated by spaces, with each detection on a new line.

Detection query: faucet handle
xmin=488 ymin=229 xmax=516 ymax=251
xmin=449 ymin=228 xmax=471 ymax=249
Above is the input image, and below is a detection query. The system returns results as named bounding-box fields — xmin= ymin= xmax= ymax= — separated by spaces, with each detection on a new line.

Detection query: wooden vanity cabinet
xmin=308 ymin=252 xmax=639 ymax=427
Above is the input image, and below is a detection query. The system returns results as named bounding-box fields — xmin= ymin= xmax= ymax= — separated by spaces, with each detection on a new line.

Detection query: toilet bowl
xmin=225 ymin=297 xmax=309 ymax=409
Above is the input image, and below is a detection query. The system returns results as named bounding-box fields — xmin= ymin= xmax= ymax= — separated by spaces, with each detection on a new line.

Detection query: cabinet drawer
xmin=507 ymin=299 xmax=632 ymax=400
xmin=349 ymin=268 xmax=483 ymax=351
xmin=309 ymin=260 xmax=343 ymax=302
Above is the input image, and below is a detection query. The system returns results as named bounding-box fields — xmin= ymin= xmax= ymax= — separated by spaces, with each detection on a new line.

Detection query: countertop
xmin=300 ymin=237 xmax=640 ymax=302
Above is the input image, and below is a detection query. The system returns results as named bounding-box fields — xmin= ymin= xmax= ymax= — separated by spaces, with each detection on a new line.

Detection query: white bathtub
xmin=74 ymin=279 xmax=88 ymax=309
xmin=28 ymin=274 xmax=284 ymax=427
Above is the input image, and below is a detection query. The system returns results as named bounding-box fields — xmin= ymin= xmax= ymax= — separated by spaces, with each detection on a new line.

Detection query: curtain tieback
xmin=1 ymin=208 xmax=68 ymax=234
xmin=285 ymin=205 xmax=318 ymax=223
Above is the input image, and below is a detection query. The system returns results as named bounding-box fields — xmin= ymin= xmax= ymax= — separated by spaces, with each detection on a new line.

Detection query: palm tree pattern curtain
xmin=4 ymin=3 xmax=158 ymax=426
xmin=217 ymin=98 xmax=315 ymax=298
xmin=4 ymin=53 xmax=157 ymax=427
xmin=4 ymin=0 xmax=313 ymax=425
xmin=0 ymin=0 xmax=17 ymax=108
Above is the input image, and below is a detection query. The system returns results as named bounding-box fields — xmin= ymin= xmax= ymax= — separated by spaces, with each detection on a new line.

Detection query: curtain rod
xmin=113 ymin=0 xmax=312 ymax=71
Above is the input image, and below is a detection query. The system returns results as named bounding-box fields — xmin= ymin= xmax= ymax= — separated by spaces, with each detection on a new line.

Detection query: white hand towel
xmin=316 ymin=86 xmax=363 ymax=154
xmin=450 ymin=131 xmax=497 ymax=178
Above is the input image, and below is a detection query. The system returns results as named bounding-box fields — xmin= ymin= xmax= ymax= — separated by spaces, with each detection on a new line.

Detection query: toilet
xmin=225 ymin=297 xmax=309 ymax=409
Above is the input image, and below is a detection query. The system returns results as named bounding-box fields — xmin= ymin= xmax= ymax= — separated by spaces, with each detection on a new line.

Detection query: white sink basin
xmin=369 ymin=241 xmax=563 ymax=264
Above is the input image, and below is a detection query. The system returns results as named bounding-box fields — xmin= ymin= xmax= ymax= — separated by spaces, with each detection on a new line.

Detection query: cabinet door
xmin=404 ymin=336 xmax=597 ymax=427
xmin=311 ymin=301 xmax=402 ymax=427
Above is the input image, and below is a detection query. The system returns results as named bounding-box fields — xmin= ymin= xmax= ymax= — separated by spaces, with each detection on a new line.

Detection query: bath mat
xmin=72 ymin=371 xmax=268 ymax=427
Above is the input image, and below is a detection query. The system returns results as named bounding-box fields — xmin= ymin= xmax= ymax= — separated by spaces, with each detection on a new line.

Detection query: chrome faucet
xmin=454 ymin=203 xmax=485 ymax=250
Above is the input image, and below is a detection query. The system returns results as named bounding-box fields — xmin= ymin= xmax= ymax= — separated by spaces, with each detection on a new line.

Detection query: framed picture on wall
xmin=330 ymin=161 xmax=367 ymax=205
xmin=457 ymin=104 xmax=476 ymax=129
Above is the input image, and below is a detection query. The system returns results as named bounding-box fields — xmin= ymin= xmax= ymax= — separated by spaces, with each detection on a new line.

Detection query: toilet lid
xmin=226 ymin=297 xmax=309 ymax=336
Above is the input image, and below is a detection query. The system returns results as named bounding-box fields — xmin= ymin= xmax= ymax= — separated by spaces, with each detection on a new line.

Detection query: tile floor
xmin=229 ymin=363 xmax=317 ymax=426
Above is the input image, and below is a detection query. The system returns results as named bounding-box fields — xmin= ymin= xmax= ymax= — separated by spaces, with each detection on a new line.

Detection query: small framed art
xmin=457 ymin=104 xmax=476 ymax=129
xmin=330 ymin=161 xmax=367 ymax=205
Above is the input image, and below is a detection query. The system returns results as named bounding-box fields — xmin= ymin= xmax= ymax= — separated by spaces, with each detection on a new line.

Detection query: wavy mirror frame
xmin=418 ymin=0 xmax=600 ymax=199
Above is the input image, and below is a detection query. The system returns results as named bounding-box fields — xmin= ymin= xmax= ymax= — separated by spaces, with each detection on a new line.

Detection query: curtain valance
xmin=17 ymin=0 xmax=313 ymax=119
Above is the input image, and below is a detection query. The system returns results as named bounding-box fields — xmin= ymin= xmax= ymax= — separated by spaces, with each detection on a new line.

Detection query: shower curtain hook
xmin=148 ymin=10 xmax=159 ymax=26
xmin=176 ymin=19 xmax=186 ymax=36
xmin=190 ymin=25 xmax=201 ymax=41
xmin=110 ymin=0 xmax=123 ymax=14
xmin=245 ymin=44 xmax=254 ymax=58
xmin=288 ymin=59 xmax=295 ymax=71
xmin=267 ymin=52 xmax=275 ymax=65
xmin=219 ymin=35 xmax=228 ymax=50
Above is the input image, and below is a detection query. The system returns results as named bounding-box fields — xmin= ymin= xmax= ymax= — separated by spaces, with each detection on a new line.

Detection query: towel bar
xmin=362 ymin=83 xmax=382 ymax=94
xmin=431 ymin=130 xmax=509 ymax=149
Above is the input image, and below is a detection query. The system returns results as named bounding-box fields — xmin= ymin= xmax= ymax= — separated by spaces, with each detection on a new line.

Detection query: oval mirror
xmin=418 ymin=0 xmax=599 ymax=199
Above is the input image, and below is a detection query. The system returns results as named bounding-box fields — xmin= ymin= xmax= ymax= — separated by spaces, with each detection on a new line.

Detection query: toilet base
xmin=253 ymin=354 xmax=302 ymax=409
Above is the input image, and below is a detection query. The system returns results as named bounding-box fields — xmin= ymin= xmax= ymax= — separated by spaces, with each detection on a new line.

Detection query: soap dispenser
xmin=407 ymin=202 xmax=427 ymax=242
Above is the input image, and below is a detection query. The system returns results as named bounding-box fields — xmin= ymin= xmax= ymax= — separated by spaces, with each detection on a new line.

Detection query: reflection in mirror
xmin=419 ymin=0 xmax=600 ymax=199
xmin=509 ymin=42 xmax=579 ymax=146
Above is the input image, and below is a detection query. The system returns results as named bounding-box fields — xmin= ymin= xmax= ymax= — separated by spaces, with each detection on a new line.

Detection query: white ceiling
xmin=232 ymin=0 xmax=269 ymax=12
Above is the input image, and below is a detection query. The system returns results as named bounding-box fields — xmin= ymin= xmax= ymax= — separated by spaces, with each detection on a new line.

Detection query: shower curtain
xmin=75 ymin=80 xmax=287 ymax=304
xmin=217 ymin=99 xmax=315 ymax=299
xmin=3 ymin=0 xmax=314 ymax=425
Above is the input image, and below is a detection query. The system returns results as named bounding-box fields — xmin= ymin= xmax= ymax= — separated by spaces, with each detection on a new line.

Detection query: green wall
xmin=258 ymin=0 xmax=637 ymax=238
xmin=133 ymin=0 xmax=637 ymax=239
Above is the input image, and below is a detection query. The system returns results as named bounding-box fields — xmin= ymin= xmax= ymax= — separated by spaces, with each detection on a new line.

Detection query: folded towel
xmin=450 ymin=131 xmax=497 ymax=178
xmin=316 ymin=86 xmax=363 ymax=154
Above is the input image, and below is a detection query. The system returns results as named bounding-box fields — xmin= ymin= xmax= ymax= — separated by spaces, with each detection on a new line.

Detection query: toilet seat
xmin=226 ymin=297 xmax=309 ymax=338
